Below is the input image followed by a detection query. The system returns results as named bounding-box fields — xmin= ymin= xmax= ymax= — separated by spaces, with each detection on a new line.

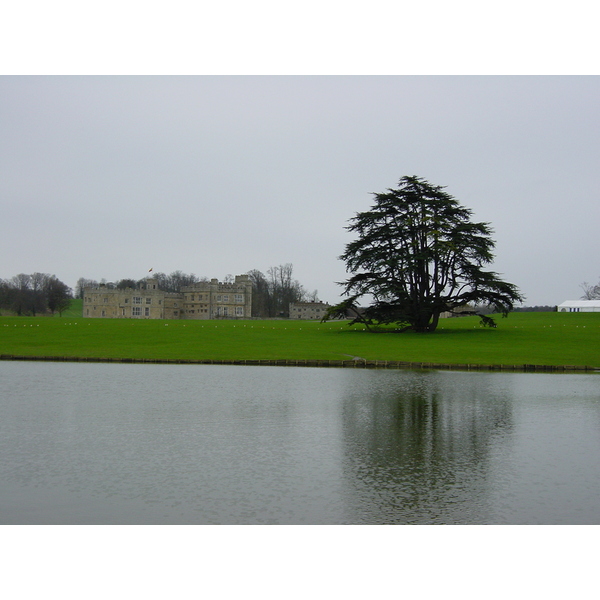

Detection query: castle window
xmin=222 ymin=295 xmax=229 ymax=302
xmin=133 ymin=297 xmax=142 ymax=304
xmin=234 ymin=294 xmax=243 ymax=303
xmin=132 ymin=307 xmax=141 ymax=316
xmin=235 ymin=306 xmax=244 ymax=316
xmin=103 ymin=298 xmax=108 ymax=303
xmin=124 ymin=298 xmax=129 ymax=303
xmin=101 ymin=310 xmax=106 ymax=317
xmin=145 ymin=307 xmax=150 ymax=316
xmin=146 ymin=298 xmax=152 ymax=304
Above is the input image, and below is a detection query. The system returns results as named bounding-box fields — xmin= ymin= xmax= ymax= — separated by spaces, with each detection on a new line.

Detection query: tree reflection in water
xmin=340 ymin=370 xmax=514 ymax=524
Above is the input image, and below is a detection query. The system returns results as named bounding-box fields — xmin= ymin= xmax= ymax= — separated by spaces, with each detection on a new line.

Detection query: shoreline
xmin=1 ymin=354 xmax=597 ymax=373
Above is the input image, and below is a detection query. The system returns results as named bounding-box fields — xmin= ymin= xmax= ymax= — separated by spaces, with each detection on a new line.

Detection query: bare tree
xmin=149 ymin=271 xmax=202 ymax=292
xmin=247 ymin=269 xmax=271 ymax=317
xmin=248 ymin=264 xmax=310 ymax=317
xmin=1 ymin=273 xmax=72 ymax=316
xmin=29 ymin=272 xmax=51 ymax=315
xmin=580 ymin=279 xmax=600 ymax=300
xmin=151 ymin=272 xmax=169 ymax=290
xmin=10 ymin=273 xmax=32 ymax=316
xmin=116 ymin=279 xmax=138 ymax=289
xmin=0 ymin=279 xmax=14 ymax=314
xmin=167 ymin=271 xmax=200 ymax=292
xmin=76 ymin=278 xmax=99 ymax=299
xmin=78 ymin=271 xmax=206 ymax=295
xmin=269 ymin=264 xmax=311 ymax=315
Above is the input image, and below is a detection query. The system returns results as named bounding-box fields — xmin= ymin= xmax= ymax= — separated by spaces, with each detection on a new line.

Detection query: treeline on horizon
xmin=511 ymin=305 xmax=556 ymax=312
xmin=1 ymin=268 xmax=570 ymax=319
xmin=75 ymin=264 xmax=320 ymax=318
xmin=476 ymin=304 xmax=557 ymax=313
xmin=0 ymin=273 xmax=73 ymax=316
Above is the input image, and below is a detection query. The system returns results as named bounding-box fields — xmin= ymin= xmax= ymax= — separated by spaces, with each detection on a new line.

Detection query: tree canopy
xmin=324 ymin=176 xmax=524 ymax=332
xmin=0 ymin=273 xmax=73 ymax=316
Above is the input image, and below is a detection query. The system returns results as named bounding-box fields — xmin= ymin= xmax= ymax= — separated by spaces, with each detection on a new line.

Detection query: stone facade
xmin=181 ymin=276 xmax=252 ymax=319
xmin=289 ymin=301 xmax=330 ymax=320
xmin=83 ymin=275 xmax=252 ymax=320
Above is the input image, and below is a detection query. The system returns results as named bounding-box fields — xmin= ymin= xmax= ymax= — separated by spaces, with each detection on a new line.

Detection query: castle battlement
xmin=83 ymin=274 xmax=252 ymax=320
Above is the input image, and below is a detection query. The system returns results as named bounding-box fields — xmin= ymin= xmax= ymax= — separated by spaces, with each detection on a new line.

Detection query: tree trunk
xmin=427 ymin=309 xmax=441 ymax=332
xmin=412 ymin=310 xmax=434 ymax=332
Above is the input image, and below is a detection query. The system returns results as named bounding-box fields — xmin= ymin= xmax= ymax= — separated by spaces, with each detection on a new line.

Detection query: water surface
xmin=1 ymin=362 xmax=598 ymax=524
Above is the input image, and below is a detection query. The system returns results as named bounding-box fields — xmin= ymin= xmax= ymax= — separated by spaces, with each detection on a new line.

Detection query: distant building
xmin=439 ymin=305 xmax=474 ymax=319
xmin=557 ymin=300 xmax=600 ymax=313
xmin=83 ymin=275 xmax=252 ymax=320
xmin=289 ymin=301 xmax=330 ymax=320
xmin=181 ymin=276 xmax=252 ymax=319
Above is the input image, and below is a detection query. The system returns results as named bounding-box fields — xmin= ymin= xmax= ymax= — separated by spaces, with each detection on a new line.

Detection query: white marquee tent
xmin=557 ymin=300 xmax=600 ymax=312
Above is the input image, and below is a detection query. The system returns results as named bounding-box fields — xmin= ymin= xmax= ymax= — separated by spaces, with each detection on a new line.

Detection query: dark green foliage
xmin=325 ymin=176 xmax=524 ymax=332
xmin=511 ymin=305 xmax=556 ymax=313
xmin=116 ymin=278 xmax=138 ymax=290
xmin=0 ymin=273 xmax=73 ymax=316
xmin=46 ymin=277 xmax=73 ymax=315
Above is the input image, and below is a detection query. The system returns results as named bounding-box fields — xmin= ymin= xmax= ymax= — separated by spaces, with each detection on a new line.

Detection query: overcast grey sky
xmin=1 ymin=75 xmax=598 ymax=305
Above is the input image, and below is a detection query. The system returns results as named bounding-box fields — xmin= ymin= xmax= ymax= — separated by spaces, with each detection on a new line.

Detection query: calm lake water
xmin=1 ymin=361 xmax=599 ymax=524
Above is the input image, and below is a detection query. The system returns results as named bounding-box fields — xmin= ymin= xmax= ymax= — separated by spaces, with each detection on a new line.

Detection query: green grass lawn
xmin=1 ymin=309 xmax=599 ymax=368
xmin=60 ymin=298 xmax=84 ymax=318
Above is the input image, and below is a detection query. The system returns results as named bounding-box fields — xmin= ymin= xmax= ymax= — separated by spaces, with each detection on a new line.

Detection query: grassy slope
xmin=61 ymin=298 xmax=83 ymax=318
xmin=1 ymin=310 xmax=599 ymax=367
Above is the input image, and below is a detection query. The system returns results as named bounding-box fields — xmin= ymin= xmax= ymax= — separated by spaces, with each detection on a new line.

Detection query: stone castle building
xmin=289 ymin=301 xmax=330 ymax=320
xmin=83 ymin=275 xmax=252 ymax=320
